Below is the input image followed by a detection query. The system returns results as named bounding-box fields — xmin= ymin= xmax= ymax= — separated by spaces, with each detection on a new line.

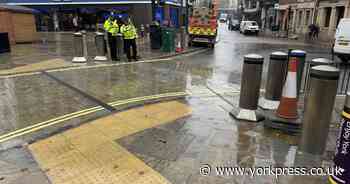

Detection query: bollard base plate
xmin=258 ymin=98 xmax=280 ymax=110
xmin=229 ymin=108 xmax=265 ymax=122
xmin=72 ymin=57 xmax=87 ymax=63
xmin=94 ymin=56 xmax=108 ymax=61
xmin=263 ymin=110 xmax=302 ymax=134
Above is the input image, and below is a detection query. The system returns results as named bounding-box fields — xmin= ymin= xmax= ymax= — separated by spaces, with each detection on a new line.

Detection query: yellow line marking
xmin=29 ymin=101 xmax=192 ymax=184
xmin=0 ymin=92 xmax=187 ymax=143
xmin=342 ymin=111 xmax=350 ymax=119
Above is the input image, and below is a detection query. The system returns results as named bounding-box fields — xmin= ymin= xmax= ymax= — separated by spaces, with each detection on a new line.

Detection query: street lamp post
xmin=151 ymin=0 xmax=156 ymax=21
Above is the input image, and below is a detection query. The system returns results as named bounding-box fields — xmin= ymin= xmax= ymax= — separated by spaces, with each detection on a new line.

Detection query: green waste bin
xmin=161 ymin=28 xmax=175 ymax=52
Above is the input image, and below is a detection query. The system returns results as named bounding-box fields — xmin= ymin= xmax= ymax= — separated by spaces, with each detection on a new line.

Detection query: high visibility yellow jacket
xmin=104 ymin=18 xmax=119 ymax=36
xmin=121 ymin=24 xmax=137 ymax=39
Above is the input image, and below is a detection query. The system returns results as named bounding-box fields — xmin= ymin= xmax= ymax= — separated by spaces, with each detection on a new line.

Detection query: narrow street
xmin=0 ymin=23 xmax=340 ymax=184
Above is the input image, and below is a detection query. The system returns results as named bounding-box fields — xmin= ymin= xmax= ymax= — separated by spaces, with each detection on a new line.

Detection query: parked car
xmin=219 ymin=13 xmax=228 ymax=23
xmin=334 ymin=18 xmax=350 ymax=62
xmin=228 ymin=19 xmax=240 ymax=31
xmin=240 ymin=21 xmax=260 ymax=35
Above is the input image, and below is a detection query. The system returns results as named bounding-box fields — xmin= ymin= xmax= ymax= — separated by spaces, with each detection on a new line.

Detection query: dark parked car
xmin=228 ymin=19 xmax=239 ymax=31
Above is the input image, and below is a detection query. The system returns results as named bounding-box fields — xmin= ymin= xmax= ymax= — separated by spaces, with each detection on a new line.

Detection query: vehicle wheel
xmin=208 ymin=43 xmax=215 ymax=49
xmin=338 ymin=55 xmax=350 ymax=63
xmin=188 ymin=41 xmax=192 ymax=47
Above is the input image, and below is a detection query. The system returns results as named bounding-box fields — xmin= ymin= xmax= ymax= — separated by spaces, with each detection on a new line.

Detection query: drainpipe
xmin=312 ymin=0 xmax=320 ymax=24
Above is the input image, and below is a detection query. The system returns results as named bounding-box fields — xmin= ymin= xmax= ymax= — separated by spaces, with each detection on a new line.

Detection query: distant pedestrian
xmin=121 ymin=18 xmax=139 ymax=62
xmin=73 ymin=15 xmax=79 ymax=32
xmin=140 ymin=24 xmax=145 ymax=38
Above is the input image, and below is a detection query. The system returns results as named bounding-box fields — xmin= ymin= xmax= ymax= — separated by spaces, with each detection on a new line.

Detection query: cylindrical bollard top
xmin=311 ymin=58 xmax=333 ymax=65
xmin=345 ymin=92 xmax=350 ymax=109
xmin=310 ymin=65 xmax=339 ymax=80
xmin=270 ymin=51 xmax=288 ymax=60
xmin=74 ymin=32 xmax=83 ymax=36
xmin=244 ymin=54 xmax=264 ymax=64
xmin=95 ymin=31 xmax=105 ymax=36
xmin=290 ymin=50 xmax=306 ymax=57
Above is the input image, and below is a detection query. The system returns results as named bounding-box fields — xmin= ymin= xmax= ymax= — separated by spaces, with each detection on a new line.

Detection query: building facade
xmin=316 ymin=0 xmax=350 ymax=40
xmin=239 ymin=0 xmax=278 ymax=30
xmin=1 ymin=0 xmax=184 ymax=31
xmin=277 ymin=0 xmax=316 ymax=35
xmin=277 ymin=0 xmax=350 ymax=40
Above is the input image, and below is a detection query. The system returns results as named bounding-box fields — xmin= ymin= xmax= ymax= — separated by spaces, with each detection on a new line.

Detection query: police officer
xmin=104 ymin=13 xmax=119 ymax=61
xmin=121 ymin=18 xmax=138 ymax=62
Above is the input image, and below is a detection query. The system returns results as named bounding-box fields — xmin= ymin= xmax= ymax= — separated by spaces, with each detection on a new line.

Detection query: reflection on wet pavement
xmin=0 ymin=74 xmax=98 ymax=135
xmin=48 ymin=61 xmax=191 ymax=104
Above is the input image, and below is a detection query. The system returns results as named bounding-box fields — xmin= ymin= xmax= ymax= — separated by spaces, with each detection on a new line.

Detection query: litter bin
xmin=150 ymin=24 xmax=162 ymax=49
xmin=161 ymin=28 xmax=175 ymax=52
xmin=0 ymin=32 xmax=11 ymax=53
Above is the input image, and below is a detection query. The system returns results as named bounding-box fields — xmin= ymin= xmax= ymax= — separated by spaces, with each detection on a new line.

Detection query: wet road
xmin=0 ymin=23 xmax=338 ymax=184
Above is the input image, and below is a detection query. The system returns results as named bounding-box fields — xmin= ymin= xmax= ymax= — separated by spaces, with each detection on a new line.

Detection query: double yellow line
xmin=0 ymin=92 xmax=187 ymax=143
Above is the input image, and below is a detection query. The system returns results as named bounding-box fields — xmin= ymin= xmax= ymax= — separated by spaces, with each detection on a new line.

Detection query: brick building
xmin=0 ymin=5 xmax=38 ymax=44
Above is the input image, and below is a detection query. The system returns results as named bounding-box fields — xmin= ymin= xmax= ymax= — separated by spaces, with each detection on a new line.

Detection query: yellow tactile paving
xmin=0 ymin=58 xmax=71 ymax=75
xmin=29 ymin=101 xmax=191 ymax=184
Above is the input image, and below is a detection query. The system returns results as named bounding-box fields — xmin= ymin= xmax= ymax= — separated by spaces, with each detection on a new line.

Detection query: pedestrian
xmin=121 ymin=18 xmax=139 ymax=62
xmin=140 ymin=24 xmax=145 ymax=38
xmin=73 ymin=14 xmax=79 ymax=32
xmin=308 ymin=24 xmax=314 ymax=40
xmin=314 ymin=24 xmax=320 ymax=39
xmin=104 ymin=13 xmax=119 ymax=61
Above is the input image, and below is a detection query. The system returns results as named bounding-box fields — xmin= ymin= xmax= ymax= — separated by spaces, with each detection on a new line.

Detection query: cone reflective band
xmin=290 ymin=50 xmax=306 ymax=95
xmin=300 ymin=65 xmax=339 ymax=155
xmin=330 ymin=93 xmax=350 ymax=184
xmin=230 ymin=54 xmax=264 ymax=122
xmin=276 ymin=56 xmax=298 ymax=119
xmin=259 ymin=52 xmax=288 ymax=110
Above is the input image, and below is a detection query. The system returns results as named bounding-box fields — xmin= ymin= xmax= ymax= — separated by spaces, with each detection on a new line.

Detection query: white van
xmin=334 ymin=18 xmax=350 ymax=62
xmin=240 ymin=21 xmax=260 ymax=35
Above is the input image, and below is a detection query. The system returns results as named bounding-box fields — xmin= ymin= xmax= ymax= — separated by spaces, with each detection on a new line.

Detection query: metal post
xmin=330 ymin=92 xmax=350 ymax=184
xmin=300 ymin=65 xmax=339 ymax=155
xmin=94 ymin=31 xmax=107 ymax=61
xmin=290 ymin=49 xmax=306 ymax=96
xmin=82 ymin=30 xmax=88 ymax=61
xmin=72 ymin=32 xmax=87 ymax=63
xmin=230 ymin=54 xmax=264 ymax=122
xmin=180 ymin=26 xmax=186 ymax=49
xmin=259 ymin=52 xmax=288 ymax=110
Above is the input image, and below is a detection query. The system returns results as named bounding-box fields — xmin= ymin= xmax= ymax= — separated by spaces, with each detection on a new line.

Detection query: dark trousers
xmin=108 ymin=33 xmax=117 ymax=60
xmin=124 ymin=39 xmax=137 ymax=60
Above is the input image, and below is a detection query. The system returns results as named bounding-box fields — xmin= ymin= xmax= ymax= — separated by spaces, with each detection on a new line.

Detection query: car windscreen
xmin=337 ymin=21 xmax=350 ymax=38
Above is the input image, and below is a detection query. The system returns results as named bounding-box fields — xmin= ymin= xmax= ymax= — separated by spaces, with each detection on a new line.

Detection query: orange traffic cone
xmin=176 ymin=41 xmax=183 ymax=53
xmin=276 ymin=57 xmax=298 ymax=119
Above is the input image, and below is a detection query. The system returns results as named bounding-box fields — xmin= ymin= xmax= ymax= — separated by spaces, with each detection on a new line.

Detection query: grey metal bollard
xmin=94 ymin=31 xmax=107 ymax=61
xmin=72 ymin=32 xmax=87 ymax=63
xmin=259 ymin=52 xmax=288 ymax=110
xmin=180 ymin=26 xmax=186 ymax=49
xmin=305 ymin=58 xmax=333 ymax=92
xmin=300 ymin=65 xmax=339 ymax=155
xmin=290 ymin=50 xmax=306 ymax=96
xmin=230 ymin=54 xmax=264 ymax=122
xmin=116 ymin=33 xmax=124 ymax=61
